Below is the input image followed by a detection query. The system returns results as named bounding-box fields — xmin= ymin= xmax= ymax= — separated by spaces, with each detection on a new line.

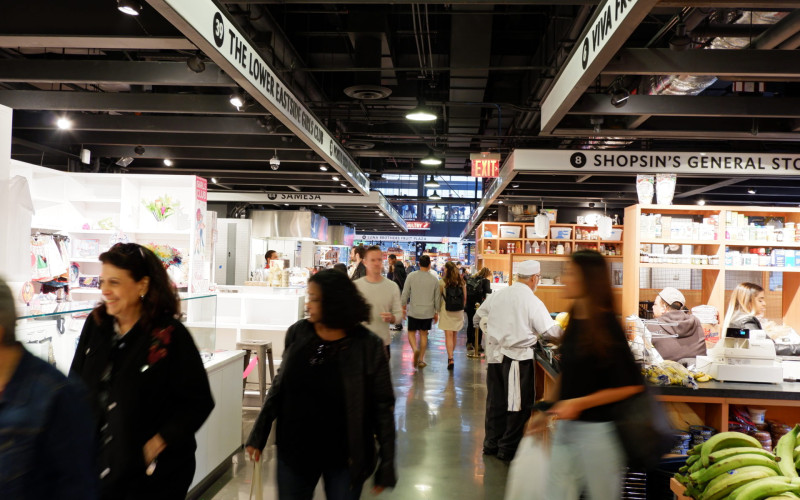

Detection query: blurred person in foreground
xmin=354 ymin=246 xmax=402 ymax=359
xmin=70 ymin=243 xmax=214 ymax=500
xmin=0 ymin=277 xmax=97 ymax=500
xmin=246 ymin=270 xmax=396 ymax=500
xmin=527 ymin=250 xmax=643 ymax=500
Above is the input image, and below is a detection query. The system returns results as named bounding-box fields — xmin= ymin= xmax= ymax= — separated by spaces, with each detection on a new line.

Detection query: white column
xmin=0 ymin=104 xmax=10 ymax=181
xmin=299 ymin=241 xmax=315 ymax=268
xmin=0 ymin=105 xmax=13 ymax=281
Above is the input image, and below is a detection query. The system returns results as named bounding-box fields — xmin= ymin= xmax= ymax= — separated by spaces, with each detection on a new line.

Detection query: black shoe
xmin=483 ymin=447 xmax=498 ymax=456
xmin=447 ymin=358 xmax=454 ymax=370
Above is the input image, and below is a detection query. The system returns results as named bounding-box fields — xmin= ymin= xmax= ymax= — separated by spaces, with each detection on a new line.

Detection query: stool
xmin=236 ymin=340 xmax=275 ymax=405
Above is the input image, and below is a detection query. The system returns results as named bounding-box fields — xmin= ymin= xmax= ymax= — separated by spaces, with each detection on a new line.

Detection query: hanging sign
xmin=470 ymin=153 xmax=501 ymax=178
xmin=147 ymin=0 xmax=370 ymax=194
xmin=510 ymin=149 xmax=800 ymax=176
xmin=406 ymin=221 xmax=431 ymax=230
xmin=357 ymin=234 xmax=461 ymax=243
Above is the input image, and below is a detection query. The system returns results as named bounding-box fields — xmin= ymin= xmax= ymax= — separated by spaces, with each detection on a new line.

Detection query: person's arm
xmin=462 ymin=282 xmax=467 ymax=308
xmin=368 ymin=335 xmax=397 ymax=491
xmin=390 ymin=285 xmax=402 ymax=324
xmin=548 ymin=385 xmax=644 ymax=421
xmin=400 ymin=274 xmax=411 ymax=305
xmin=530 ymin=301 xmax=562 ymax=342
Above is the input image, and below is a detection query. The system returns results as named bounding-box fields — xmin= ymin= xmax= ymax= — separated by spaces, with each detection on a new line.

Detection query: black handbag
xmin=613 ymin=386 xmax=673 ymax=470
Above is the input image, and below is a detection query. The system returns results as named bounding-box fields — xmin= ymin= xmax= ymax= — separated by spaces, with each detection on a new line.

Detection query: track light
xmin=319 ymin=164 xmax=328 ymax=171
xmin=269 ymin=150 xmax=280 ymax=170
xmin=340 ymin=183 xmax=347 ymax=187
xmin=56 ymin=117 xmax=72 ymax=130
xmin=429 ymin=190 xmax=442 ymax=201
xmin=347 ymin=189 xmax=354 ymax=193
xmin=610 ymin=88 xmax=630 ymax=108
xmin=332 ymin=175 xmax=340 ymax=181
xmin=424 ymin=175 xmax=440 ymax=188
xmin=421 ymin=154 xmax=442 ymax=166
xmin=211 ymin=177 xmax=218 ymax=184
xmin=511 ymin=184 xmax=519 ymax=188
xmin=697 ymin=199 xmax=706 ymax=206
xmin=134 ymin=145 xmax=145 ymax=155
xmin=669 ymin=23 xmax=691 ymax=52
xmin=748 ymin=189 xmax=757 ymax=194
xmin=186 ymin=54 xmax=206 ymax=73
xmin=498 ymin=200 xmax=504 ymax=204
xmin=117 ymin=0 xmax=142 ymax=15
xmin=163 ymin=159 xmax=173 ymax=167
xmin=405 ymin=105 xmax=437 ymax=122
xmin=229 ymin=92 xmax=245 ymax=109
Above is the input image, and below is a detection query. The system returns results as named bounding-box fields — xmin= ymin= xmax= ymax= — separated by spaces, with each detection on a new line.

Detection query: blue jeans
xmin=277 ymin=459 xmax=363 ymax=500
xmin=547 ymin=420 xmax=626 ymax=500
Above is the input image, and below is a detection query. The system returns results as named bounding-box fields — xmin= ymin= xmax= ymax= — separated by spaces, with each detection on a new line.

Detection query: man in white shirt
xmin=354 ymin=246 xmax=402 ymax=359
xmin=474 ymin=260 xmax=562 ymax=461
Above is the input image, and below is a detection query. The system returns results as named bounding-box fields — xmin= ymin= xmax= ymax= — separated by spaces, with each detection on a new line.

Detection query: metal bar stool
xmin=236 ymin=340 xmax=275 ymax=405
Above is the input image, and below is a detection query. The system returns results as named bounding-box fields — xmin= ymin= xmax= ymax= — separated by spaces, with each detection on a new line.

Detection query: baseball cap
xmin=658 ymin=287 xmax=686 ymax=308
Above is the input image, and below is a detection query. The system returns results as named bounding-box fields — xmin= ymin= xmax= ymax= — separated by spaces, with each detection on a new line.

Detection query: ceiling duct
xmin=344 ymin=28 xmax=392 ymax=100
xmin=647 ymin=11 xmax=787 ymax=97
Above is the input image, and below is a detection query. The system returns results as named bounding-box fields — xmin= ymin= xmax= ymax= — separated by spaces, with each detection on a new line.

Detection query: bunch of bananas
xmin=675 ymin=428 xmax=800 ymax=500
xmin=644 ymin=360 xmax=703 ymax=388
xmin=554 ymin=311 xmax=569 ymax=330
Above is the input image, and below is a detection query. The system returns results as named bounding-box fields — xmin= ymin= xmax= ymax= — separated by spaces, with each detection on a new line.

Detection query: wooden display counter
xmin=534 ymin=354 xmax=800 ymax=432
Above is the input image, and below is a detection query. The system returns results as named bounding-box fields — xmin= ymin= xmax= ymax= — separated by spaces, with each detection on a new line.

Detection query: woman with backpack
xmin=465 ymin=267 xmax=493 ymax=357
xmin=438 ymin=261 xmax=467 ymax=371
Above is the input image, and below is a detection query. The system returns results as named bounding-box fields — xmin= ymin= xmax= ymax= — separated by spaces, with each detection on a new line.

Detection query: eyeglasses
xmin=111 ymin=243 xmax=146 ymax=259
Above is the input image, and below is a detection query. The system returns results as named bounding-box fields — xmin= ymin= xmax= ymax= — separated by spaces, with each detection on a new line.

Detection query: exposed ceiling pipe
xmin=779 ymin=30 xmax=800 ymax=49
xmin=514 ymin=5 xmax=593 ymax=133
xmin=748 ymin=9 xmax=800 ymax=48
xmin=235 ymin=3 xmax=328 ymax=105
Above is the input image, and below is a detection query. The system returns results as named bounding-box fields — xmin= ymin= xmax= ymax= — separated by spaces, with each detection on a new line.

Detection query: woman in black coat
xmin=70 ymin=243 xmax=214 ymax=500
xmin=246 ymin=269 xmax=396 ymax=500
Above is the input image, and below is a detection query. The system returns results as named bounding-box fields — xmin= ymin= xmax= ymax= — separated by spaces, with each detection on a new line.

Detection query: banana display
xmin=644 ymin=360 xmax=711 ymax=388
xmin=675 ymin=428 xmax=800 ymax=500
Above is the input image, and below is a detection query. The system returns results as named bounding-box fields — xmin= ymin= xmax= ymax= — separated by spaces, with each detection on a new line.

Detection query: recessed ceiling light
xmin=319 ymin=164 xmax=328 ymax=171
xmin=56 ymin=117 xmax=72 ymax=130
xmin=697 ymin=199 xmax=706 ymax=206
xmin=163 ymin=159 xmax=173 ymax=167
xmin=117 ymin=0 xmax=142 ymax=16
xmin=347 ymin=189 xmax=354 ymax=193
xmin=512 ymin=184 xmax=520 ymax=188
xmin=340 ymin=183 xmax=347 ymax=187
xmin=332 ymin=175 xmax=340 ymax=181
xmin=498 ymin=200 xmax=504 ymax=204
xmin=748 ymin=188 xmax=757 ymax=194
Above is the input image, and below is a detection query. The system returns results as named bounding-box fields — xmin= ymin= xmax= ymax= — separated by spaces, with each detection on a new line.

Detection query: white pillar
xmin=0 ymin=105 xmax=13 ymax=280
xmin=0 ymin=104 xmax=10 ymax=181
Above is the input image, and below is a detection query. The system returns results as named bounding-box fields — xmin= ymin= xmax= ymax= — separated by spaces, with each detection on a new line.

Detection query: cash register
xmin=696 ymin=327 xmax=783 ymax=384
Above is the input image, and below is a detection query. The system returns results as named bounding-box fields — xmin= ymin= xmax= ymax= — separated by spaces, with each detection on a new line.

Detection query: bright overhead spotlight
xmin=421 ymin=154 xmax=442 ymax=166
xmin=511 ymin=183 xmax=520 ymax=188
xmin=340 ymin=183 xmax=347 ymax=187
xmin=269 ymin=150 xmax=280 ymax=170
xmin=319 ymin=164 xmax=328 ymax=171
xmin=347 ymin=189 xmax=354 ymax=193
xmin=424 ymin=175 xmax=440 ymax=188
xmin=332 ymin=175 xmax=340 ymax=181
xmin=117 ymin=0 xmax=142 ymax=15
xmin=697 ymin=199 xmax=706 ymax=206
xmin=748 ymin=188 xmax=757 ymax=194
xmin=229 ymin=92 xmax=245 ymax=109
xmin=498 ymin=200 xmax=504 ymax=204
xmin=163 ymin=159 xmax=173 ymax=167
xmin=56 ymin=117 xmax=72 ymax=130
xmin=405 ymin=105 xmax=437 ymax=122
xmin=211 ymin=177 xmax=218 ymax=184
xmin=429 ymin=190 xmax=442 ymax=201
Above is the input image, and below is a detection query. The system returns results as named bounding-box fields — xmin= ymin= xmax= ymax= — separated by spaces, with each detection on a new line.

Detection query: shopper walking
xmin=528 ymin=250 xmax=643 ymax=500
xmin=438 ymin=261 xmax=467 ymax=371
xmin=474 ymin=260 xmax=561 ymax=461
xmin=465 ymin=267 xmax=492 ymax=357
xmin=246 ymin=270 xmax=396 ymax=500
xmin=388 ymin=254 xmax=407 ymax=331
xmin=355 ymin=246 xmax=402 ymax=359
xmin=0 ymin=277 xmax=98 ymax=500
xmin=349 ymin=245 xmax=367 ymax=281
xmin=69 ymin=243 xmax=215 ymax=500
xmin=401 ymin=255 xmax=442 ymax=369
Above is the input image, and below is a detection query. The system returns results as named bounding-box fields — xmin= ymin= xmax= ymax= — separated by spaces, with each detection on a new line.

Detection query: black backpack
xmin=466 ymin=276 xmax=484 ymax=303
xmin=444 ymin=284 xmax=465 ymax=311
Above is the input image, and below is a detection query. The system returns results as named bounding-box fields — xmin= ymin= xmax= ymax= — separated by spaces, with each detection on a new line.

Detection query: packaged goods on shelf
xmin=639 ymin=214 xmax=719 ymax=241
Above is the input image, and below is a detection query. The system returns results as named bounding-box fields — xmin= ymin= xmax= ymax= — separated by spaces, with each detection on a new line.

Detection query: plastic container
xmin=550 ymin=227 xmax=572 ymax=240
xmin=499 ymin=225 xmax=521 ymax=238
xmin=604 ymin=228 xmax=623 ymax=241
xmin=748 ymin=407 xmax=767 ymax=425
xmin=525 ymin=225 xmax=547 ymax=239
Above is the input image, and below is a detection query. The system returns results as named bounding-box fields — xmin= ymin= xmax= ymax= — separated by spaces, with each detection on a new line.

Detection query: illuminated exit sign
xmin=470 ymin=153 xmax=501 ymax=178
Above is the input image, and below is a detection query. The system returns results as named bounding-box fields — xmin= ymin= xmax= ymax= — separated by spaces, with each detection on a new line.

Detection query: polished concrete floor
xmin=200 ymin=324 xmax=510 ymax=500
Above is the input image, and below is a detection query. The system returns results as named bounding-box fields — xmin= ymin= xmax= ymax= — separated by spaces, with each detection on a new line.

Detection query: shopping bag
xmin=504 ymin=435 xmax=549 ymax=500
xmin=613 ymin=387 xmax=673 ymax=471
xmin=249 ymin=460 xmax=263 ymax=500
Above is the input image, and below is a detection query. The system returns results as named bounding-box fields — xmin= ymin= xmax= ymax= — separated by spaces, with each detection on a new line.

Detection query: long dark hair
xmin=308 ymin=269 xmax=371 ymax=330
xmin=92 ymin=243 xmax=180 ymax=334
xmin=568 ymin=250 xmax=617 ymax=351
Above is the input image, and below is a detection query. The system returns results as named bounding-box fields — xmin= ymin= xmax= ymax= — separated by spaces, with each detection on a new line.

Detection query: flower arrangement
xmin=143 ymin=243 xmax=183 ymax=269
xmin=142 ymin=195 xmax=180 ymax=222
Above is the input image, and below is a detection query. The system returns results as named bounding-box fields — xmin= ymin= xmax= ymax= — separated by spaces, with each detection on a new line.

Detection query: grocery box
xmin=499 ymin=225 xmax=521 ymax=238
xmin=525 ymin=226 xmax=547 ymax=239
xmin=605 ymin=228 xmax=623 ymax=241
xmin=550 ymin=227 xmax=572 ymax=240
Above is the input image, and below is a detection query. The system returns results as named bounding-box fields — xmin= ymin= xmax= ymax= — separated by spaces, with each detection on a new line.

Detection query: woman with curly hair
xmin=69 ymin=243 xmax=214 ymax=500
xmin=246 ymin=269 xmax=396 ymax=500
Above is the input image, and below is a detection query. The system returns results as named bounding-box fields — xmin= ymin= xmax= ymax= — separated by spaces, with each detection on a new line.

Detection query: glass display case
xmin=16 ymin=294 xmax=217 ymax=373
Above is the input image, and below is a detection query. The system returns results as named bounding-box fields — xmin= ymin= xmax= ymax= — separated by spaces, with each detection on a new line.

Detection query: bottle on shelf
xmin=525 ymin=240 xmax=532 ymax=254
xmin=533 ymin=242 xmax=540 ymax=254
xmin=539 ymin=241 xmax=547 ymax=255
xmin=486 ymin=242 xmax=492 ymax=253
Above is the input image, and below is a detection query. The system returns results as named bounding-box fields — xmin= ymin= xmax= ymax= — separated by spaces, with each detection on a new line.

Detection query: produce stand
xmin=670 ymin=477 xmax=692 ymax=500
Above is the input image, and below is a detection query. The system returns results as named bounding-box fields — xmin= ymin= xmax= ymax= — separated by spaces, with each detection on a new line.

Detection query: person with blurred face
xmin=400 ymin=255 xmax=441 ymax=369
xmin=246 ymin=270 xmax=396 ymax=499
xmin=354 ymin=246 xmax=402 ymax=359
xmin=70 ymin=243 xmax=214 ymax=500
xmin=387 ymin=254 xmax=407 ymax=331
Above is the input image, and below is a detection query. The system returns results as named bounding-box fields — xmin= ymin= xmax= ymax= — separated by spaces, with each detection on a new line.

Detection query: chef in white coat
xmin=474 ymin=260 xmax=562 ymax=461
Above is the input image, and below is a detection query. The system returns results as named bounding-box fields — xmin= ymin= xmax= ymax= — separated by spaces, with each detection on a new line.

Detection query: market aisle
xmin=202 ymin=325 xmax=509 ymax=500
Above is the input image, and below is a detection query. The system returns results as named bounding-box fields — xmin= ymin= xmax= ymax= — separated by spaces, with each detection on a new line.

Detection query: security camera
xmin=269 ymin=156 xmax=280 ymax=170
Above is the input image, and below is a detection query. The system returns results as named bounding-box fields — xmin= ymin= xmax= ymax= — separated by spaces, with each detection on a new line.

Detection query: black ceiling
xmin=3 ymin=1 xmax=800 ymax=231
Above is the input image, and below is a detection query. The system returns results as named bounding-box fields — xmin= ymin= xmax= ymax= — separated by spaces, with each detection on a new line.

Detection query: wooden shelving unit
xmin=622 ymin=204 xmax=800 ymax=329
xmin=474 ymin=220 xmax=623 ymax=312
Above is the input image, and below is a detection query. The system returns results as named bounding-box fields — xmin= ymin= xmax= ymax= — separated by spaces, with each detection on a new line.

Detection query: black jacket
xmin=351 ymin=262 xmax=367 ymax=281
xmin=392 ymin=262 xmax=407 ymax=292
xmin=246 ymin=319 xmax=397 ymax=488
xmin=69 ymin=316 xmax=215 ymax=500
